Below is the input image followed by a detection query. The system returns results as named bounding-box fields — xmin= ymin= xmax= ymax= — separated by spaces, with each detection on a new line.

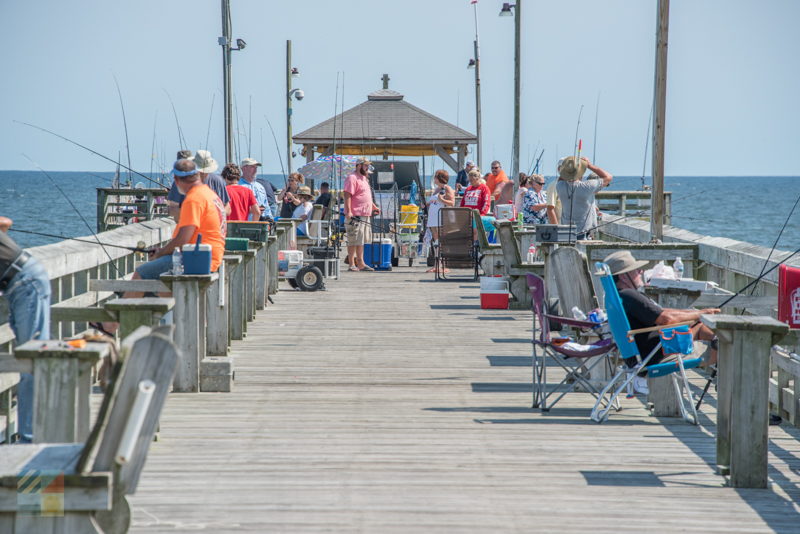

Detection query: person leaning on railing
xmin=0 ymin=216 xmax=51 ymax=443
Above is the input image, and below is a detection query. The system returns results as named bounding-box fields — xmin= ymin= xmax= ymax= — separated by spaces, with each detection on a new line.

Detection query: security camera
xmin=294 ymin=89 xmax=304 ymax=101
xmin=235 ymin=38 xmax=246 ymax=50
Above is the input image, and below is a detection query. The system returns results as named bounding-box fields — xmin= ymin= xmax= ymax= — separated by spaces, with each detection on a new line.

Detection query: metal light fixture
xmin=291 ymin=67 xmax=300 ymax=78
xmin=499 ymin=3 xmax=515 ymax=16
xmin=234 ymin=38 xmax=246 ymax=50
xmin=467 ymin=58 xmax=476 ymax=69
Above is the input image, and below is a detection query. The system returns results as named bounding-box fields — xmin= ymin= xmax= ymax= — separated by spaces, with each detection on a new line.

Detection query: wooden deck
xmin=128 ymin=266 xmax=800 ymax=533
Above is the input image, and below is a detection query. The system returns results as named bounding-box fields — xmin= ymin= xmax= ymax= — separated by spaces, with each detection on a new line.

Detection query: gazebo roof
xmin=293 ymin=89 xmax=476 ymax=150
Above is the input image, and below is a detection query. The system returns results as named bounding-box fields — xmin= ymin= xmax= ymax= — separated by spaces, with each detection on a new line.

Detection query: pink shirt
xmin=343 ymin=172 xmax=373 ymax=216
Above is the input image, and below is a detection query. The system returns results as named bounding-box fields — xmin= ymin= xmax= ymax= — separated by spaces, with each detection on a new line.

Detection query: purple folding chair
xmin=526 ymin=273 xmax=619 ymax=412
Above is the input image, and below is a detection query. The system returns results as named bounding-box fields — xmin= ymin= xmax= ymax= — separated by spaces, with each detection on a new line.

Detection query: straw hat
xmin=355 ymin=157 xmax=372 ymax=166
xmin=193 ymin=149 xmax=219 ymax=173
xmin=557 ymin=156 xmax=587 ymax=182
xmin=603 ymin=250 xmax=650 ymax=276
xmin=297 ymin=186 xmax=313 ymax=197
xmin=241 ymin=157 xmax=261 ymax=167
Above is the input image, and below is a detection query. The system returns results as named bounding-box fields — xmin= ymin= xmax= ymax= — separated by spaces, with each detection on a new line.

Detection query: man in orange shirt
xmin=484 ymin=160 xmax=509 ymax=201
xmin=134 ymin=158 xmax=226 ymax=280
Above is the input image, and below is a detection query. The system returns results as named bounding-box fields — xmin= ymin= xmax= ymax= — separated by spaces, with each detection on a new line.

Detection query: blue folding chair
xmin=590 ymin=263 xmax=704 ymax=424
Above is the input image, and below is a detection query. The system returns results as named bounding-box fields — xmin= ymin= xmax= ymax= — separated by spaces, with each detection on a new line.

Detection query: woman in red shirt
xmin=459 ymin=170 xmax=491 ymax=215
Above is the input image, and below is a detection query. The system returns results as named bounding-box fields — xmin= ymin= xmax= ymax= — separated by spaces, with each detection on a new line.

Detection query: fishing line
xmin=592 ymin=92 xmax=600 ymax=162
xmin=22 ymin=155 xmax=123 ymax=275
xmin=163 ymin=89 xmax=187 ymax=150
xmin=264 ymin=115 xmax=287 ymax=188
xmin=15 ymin=121 xmax=168 ymax=190
xmin=205 ymin=93 xmax=216 ymax=152
xmin=9 ymin=228 xmax=154 ymax=253
xmin=746 ymin=190 xmax=800 ymax=298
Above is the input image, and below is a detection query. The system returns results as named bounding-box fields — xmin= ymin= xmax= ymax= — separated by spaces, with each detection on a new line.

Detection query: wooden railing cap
xmin=104 ymin=297 xmax=175 ymax=312
xmin=14 ymin=340 xmax=111 ymax=361
xmin=701 ymin=314 xmax=789 ymax=334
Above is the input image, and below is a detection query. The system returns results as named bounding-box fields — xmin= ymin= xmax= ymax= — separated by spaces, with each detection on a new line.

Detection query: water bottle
xmin=172 ymin=248 xmax=183 ymax=275
xmin=527 ymin=244 xmax=536 ymax=264
xmin=571 ymin=306 xmax=587 ymax=321
xmin=517 ymin=211 xmax=523 ymax=230
xmin=673 ymin=256 xmax=684 ymax=280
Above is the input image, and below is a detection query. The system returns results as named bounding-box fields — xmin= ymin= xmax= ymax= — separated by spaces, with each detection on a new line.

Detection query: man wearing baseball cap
xmin=455 ymin=160 xmax=475 ymax=192
xmin=240 ymin=157 xmax=273 ymax=221
xmin=604 ymin=250 xmax=720 ymax=394
xmin=343 ymin=157 xmax=380 ymax=271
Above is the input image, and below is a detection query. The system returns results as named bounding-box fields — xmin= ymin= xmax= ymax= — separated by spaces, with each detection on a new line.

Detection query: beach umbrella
xmin=297 ymin=154 xmax=359 ymax=187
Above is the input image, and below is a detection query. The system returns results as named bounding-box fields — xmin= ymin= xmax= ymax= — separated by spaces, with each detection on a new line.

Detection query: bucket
xmin=399 ymin=204 xmax=419 ymax=228
xmin=182 ymin=235 xmax=212 ymax=275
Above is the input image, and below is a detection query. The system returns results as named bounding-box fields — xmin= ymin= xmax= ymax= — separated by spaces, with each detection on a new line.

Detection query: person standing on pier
xmin=344 ymin=157 xmax=380 ymax=272
xmin=555 ymin=156 xmax=612 ymax=240
xmin=455 ymin=160 xmax=475 ymax=193
xmin=0 ymin=216 xmax=50 ymax=443
xmin=240 ymin=158 xmax=272 ymax=221
xmin=222 ymin=163 xmax=261 ymax=222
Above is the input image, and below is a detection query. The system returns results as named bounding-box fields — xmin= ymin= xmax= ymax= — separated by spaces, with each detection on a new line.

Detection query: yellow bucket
xmin=399 ymin=204 xmax=419 ymax=227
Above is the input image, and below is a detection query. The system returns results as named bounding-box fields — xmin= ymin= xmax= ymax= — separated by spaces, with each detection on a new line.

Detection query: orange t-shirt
xmin=176 ymin=184 xmax=227 ymax=271
xmin=485 ymin=170 xmax=509 ymax=196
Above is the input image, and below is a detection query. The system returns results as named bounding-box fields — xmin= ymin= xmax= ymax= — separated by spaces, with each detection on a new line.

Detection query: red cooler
xmin=778 ymin=264 xmax=800 ymax=328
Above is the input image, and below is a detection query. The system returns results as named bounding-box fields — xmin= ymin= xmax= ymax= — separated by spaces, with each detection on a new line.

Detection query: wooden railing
xmin=596 ymin=190 xmax=671 ymax=223
xmin=96 ymin=187 xmax=171 ymax=232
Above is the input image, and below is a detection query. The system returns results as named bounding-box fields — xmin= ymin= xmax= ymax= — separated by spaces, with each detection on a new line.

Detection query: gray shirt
xmin=555 ymin=175 xmax=603 ymax=235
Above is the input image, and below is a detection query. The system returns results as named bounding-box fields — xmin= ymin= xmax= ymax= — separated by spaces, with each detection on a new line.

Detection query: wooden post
xmin=701 ymin=315 xmax=788 ymax=488
xmin=223 ymin=255 xmax=242 ymax=344
xmin=650 ymin=0 xmax=669 ymax=241
xmin=252 ymin=241 xmax=267 ymax=310
xmin=103 ymin=298 xmax=175 ymax=340
xmin=14 ymin=340 xmax=110 ymax=443
xmin=226 ymin=253 xmax=246 ymax=340
xmin=205 ymin=276 xmax=228 ymax=356
xmin=276 ymin=226 xmax=288 ymax=252
xmin=267 ymin=235 xmax=279 ymax=296
xmin=242 ymin=249 xmax=257 ymax=321
xmin=643 ymin=287 xmax=701 ymax=417
xmin=160 ymin=274 xmax=217 ymax=393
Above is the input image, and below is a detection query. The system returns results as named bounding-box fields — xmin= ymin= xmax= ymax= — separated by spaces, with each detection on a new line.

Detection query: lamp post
xmin=219 ymin=0 xmax=246 ymax=164
xmin=286 ymin=40 xmax=303 ymax=174
xmin=467 ymin=0 xmax=482 ymax=171
xmin=500 ymin=1 xmax=521 ymax=182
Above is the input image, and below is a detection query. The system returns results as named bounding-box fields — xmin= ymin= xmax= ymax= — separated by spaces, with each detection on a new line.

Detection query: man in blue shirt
xmin=240 ymin=158 xmax=272 ymax=221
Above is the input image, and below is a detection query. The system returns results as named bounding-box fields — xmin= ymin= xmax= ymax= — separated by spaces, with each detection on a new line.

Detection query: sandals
xmin=359 ymin=265 xmax=375 ymax=272
xmin=347 ymin=265 xmax=360 ymax=272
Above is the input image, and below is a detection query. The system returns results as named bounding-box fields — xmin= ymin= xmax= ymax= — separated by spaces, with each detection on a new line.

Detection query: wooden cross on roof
xmin=381 ymin=73 xmax=390 ymax=89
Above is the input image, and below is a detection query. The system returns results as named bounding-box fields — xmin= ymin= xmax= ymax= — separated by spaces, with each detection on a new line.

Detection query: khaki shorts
xmin=346 ymin=216 xmax=372 ymax=246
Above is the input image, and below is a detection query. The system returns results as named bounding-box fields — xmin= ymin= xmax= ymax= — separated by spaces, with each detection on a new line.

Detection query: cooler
xmin=277 ymin=250 xmax=303 ymax=277
xmin=778 ymin=264 xmax=800 ymax=328
xmin=181 ymin=237 xmax=212 ymax=275
xmin=364 ymin=239 xmax=393 ymax=270
xmin=225 ymin=237 xmax=250 ymax=251
xmin=399 ymin=204 xmax=419 ymax=229
xmin=480 ymin=276 xmax=509 ymax=309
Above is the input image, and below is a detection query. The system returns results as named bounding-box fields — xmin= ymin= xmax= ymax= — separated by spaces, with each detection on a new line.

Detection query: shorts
xmin=345 ymin=216 xmax=372 ymax=246
xmin=135 ymin=255 xmax=173 ymax=280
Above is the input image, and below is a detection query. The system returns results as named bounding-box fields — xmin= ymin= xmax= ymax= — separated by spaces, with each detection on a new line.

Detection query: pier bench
xmin=472 ymin=209 xmax=503 ymax=276
xmin=493 ymin=221 xmax=544 ymax=309
xmin=0 ymin=326 xmax=178 ymax=533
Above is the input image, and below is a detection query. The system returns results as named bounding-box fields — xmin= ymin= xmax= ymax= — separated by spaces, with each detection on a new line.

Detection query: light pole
xmin=286 ymin=40 xmax=304 ymax=174
xmin=468 ymin=0 xmax=482 ymax=171
xmin=500 ymin=1 xmax=521 ymax=182
xmin=219 ymin=0 xmax=246 ymax=164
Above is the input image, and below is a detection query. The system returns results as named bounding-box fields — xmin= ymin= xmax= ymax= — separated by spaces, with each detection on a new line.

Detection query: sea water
xmin=0 ymin=171 xmax=797 ymax=252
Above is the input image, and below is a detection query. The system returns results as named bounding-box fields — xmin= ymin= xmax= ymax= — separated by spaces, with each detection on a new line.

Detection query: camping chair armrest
xmin=544 ymin=314 xmax=602 ymax=329
xmin=626 ymin=320 xmax=695 ymax=337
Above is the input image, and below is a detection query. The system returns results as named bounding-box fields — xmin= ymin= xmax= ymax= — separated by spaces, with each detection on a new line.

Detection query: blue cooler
xmin=363 ymin=239 xmax=378 ymax=267
xmin=376 ymin=238 xmax=392 ymax=270
xmin=181 ymin=235 xmax=212 ymax=275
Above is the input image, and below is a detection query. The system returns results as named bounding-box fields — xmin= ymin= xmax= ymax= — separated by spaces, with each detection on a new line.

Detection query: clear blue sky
xmin=1 ymin=0 xmax=798 ymax=176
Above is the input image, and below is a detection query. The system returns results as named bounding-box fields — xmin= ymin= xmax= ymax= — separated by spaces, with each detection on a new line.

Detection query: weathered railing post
xmin=267 ymin=235 xmax=279 ymax=296
xmin=701 ymin=314 xmax=789 ymax=488
xmin=103 ymin=297 xmax=175 ymax=340
xmin=251 ymin=240 xmax=267 ymax=310
xmin=205 ymin=274 xmax=227 ymax=356
xmin=13 ymin=340 xmax=110 ymax=443
xmin=242 ymin=248 xmax=257 ymax=321
xmin=160 ymin=273 xmax=217 ymax=393
xmin=225 ymin=253 xmax=246 ymax=341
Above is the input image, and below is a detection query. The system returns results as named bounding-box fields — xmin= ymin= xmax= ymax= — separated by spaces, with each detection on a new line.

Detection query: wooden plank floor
xmin=129 ymin=266 xmax=800 ymax=533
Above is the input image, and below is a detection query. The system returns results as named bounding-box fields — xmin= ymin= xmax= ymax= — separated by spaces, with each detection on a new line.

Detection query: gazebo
xmin=293 ymin=75 xmax=477 ymax=173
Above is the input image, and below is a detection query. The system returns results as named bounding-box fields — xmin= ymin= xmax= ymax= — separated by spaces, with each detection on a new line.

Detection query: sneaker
xmin=633 ymin=376 xmax=649 ymax=395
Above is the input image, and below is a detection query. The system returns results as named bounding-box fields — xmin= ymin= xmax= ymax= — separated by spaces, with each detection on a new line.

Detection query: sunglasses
xmin=491 ymin=166 xmax=500 ymax=170
xmin=535 ymin=181 xmax=545 ymax=185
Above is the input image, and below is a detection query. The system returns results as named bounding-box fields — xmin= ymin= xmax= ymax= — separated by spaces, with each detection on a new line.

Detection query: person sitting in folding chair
xmin=604 ymin=251 xmax=719 ymax=395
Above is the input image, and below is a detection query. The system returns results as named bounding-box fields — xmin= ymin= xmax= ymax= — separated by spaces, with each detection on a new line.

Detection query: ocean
xmin=0 ymin=171 xmax=798 ymax=252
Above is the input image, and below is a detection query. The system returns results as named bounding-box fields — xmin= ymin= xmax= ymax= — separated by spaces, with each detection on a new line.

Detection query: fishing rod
xmin=264 ymin=115 xmax=287 ymax=188
xmin=15 ymin=121 xmax=169 ymax=190
xmin=8 ymin=228 xmax=155 ymax=254
xmin=149 ymin=111 xmax=159 ymax=185
xmin=205 ymin=94 xmax=215 ymax=152
xmin=112 ymin=74 xmax=133 ymax=185
xmin=592 ymin=92 xmax=600 ymax=162
xmin=526 ymin=140 xmax=541 ymax=175
xmin=573 ymin=105 xmax=584 ymax=159
xmin=746 ymin=190 xmax=800 ymax=298
xmin=22 ymin=155 xmax=123 ymax=276
xmin=163 ymin=89 xmax=187 ymax=150
xmin=641 ymin=100 xmax=655 ymax=191
xmin=532 ymin=149 xmax=545 ymax=175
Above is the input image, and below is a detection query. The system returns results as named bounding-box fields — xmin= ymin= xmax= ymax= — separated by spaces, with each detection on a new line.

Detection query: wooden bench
xmin=472 ymin=209 xmax=503 ymax=276
xmin=0 ymin=326 xmax=178 ymax=533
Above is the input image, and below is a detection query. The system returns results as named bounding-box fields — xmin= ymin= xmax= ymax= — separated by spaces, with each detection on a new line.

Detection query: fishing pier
xmin=0 ymin=212 xmax=799 ymax=532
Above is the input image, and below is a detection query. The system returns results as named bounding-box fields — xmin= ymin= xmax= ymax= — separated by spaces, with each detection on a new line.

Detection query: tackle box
xmin=225 ymin=237 xmax=250 ymax=251
xmin=227 ymin=221 xmax=270 ymax=242
xmin=535 ymin=224 xmax=578 ymax=243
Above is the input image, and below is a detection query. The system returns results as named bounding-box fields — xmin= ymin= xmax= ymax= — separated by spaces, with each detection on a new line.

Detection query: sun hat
xmin=193 ymin=149 xmax=219 ymax=173
xmin=603 ymin=250 xmax=650 ymax=276
xmin=241 ymin=157 xmax=261 ymax=167
xmin=557 ymin=156 xmax=587 ymax=182
xmin=355 ymin=157 xmax=372 ymax=166
xmin=465 ymin=160 xmax=475 ymax=167
xmin=297 ymin=186 xmax=312 ymax=197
